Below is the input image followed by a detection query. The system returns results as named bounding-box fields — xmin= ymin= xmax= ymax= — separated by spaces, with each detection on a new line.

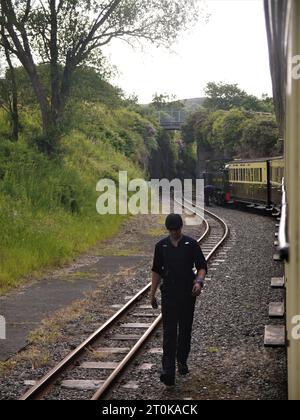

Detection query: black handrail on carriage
xmin=278 ymin=178 xmax=289 ymax=262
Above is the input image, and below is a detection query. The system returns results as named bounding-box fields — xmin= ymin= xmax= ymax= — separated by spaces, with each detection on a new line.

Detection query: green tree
xmin=181 ymin=82 xmax=280 ymax=175
xmin=202 ymin=110 xmax=226 ymax=158
xmin=68 ymin=66 xmax=123 ymax=107
xmin=240 ymin=116 xmax=280 ymax=158
xmin=152 ymin=93 xmax=184 ymax=111
xmin=182 ymin=108 xmax=212 ymax=177
xmin=0 ymin=0 xmax=204 ymax=155
xmin=149 ymin=129 xmax=179 ymax=179
xmin=11 ymin=63 xmax=122 ymax=110
xmin=259 ymin=93 xmax=275 ymax=113
xmin=203 ymin=81 xmax=268 ymax=112
xmin=0 ymin=33 xmax=19 ymax=140
xmin=177 ymin=140 xmax=197 ymax=179
xmin=209 ymin=108 xmax=252 ymax=159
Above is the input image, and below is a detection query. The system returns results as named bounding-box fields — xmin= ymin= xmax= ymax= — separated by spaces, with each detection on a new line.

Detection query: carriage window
xmin=253 ymin=169 xmax=261 ymax=182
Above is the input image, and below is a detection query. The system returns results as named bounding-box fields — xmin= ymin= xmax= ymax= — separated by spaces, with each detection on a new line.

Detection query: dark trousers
xmin=161 ymin=294 xmax=196 ymax=377
xmin=205 ymin=193 xmax=210 ymax=207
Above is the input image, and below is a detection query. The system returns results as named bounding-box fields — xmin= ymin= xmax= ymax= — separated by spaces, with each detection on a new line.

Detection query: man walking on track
xmin=150 ymin=214 xmax=208 ymax=387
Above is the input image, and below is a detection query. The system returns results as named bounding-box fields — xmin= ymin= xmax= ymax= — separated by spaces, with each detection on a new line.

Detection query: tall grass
xmin=0 ymin=104 xmax=146 ymax=294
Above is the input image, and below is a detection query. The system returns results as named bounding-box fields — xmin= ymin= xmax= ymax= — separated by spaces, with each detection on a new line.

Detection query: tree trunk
xmin=26 ymin=59 xmax=59 ymax=156
xmin=10 ymin=69 xmax=19 ymax=141
xmin=60 ymin=55 xmax=76 ymax=111
xmin=1 ymin=1 xmax=55 ymax=153
xmin=49 ymin=0 xmax=61 ymax=131
xmin=2 ymin=31 xmax=19 ymax=140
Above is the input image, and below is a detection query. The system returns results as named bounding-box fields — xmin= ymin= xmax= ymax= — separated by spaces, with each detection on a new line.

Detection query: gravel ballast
xmin=109 ymin=207 xmax=287 ymax=401
xmin=0 ymin=207 xmax=287 ymax=400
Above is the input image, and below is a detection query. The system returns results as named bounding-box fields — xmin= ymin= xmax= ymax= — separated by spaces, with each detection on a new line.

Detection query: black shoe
xmin=178 ymin=363 xmax=189 ymax=375
xmin=160 ymin=373 xmax=175 ymax=387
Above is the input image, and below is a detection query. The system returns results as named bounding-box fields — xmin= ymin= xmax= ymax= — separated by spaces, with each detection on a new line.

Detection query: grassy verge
xmin=0 ymin=104 xmax=147 ymax=294
xmin=0 ymin=209 xmax=127 ymax=294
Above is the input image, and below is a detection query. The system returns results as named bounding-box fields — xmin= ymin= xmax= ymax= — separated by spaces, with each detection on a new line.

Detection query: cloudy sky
xmin=103 ymin=0 xmax=272 ymax=104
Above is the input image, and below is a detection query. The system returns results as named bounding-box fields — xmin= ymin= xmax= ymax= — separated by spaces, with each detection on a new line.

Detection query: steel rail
xmin=20 ymin=202 xmax=228 ymax=401
xmin=91 ymin=203 xmax=229 ymax=400
xmin=20 ymin=205 xmax=209 ymax=400
xmin=182 ymin=198 xmax=230 ymax=260
xmin=20 ymin=283 xmax=151 ymax=400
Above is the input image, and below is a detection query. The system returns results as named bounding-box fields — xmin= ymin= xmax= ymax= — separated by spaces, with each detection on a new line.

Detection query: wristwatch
xmin=196 ymin=277 xmax=205 ymax=288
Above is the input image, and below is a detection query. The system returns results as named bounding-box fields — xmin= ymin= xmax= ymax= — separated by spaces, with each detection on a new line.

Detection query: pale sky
xmin=103 ymin=0 xmax=272 ymax=104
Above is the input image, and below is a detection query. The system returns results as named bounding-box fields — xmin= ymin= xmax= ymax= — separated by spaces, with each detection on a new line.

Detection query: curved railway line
xmin=20 ymin=202 xmax=229 ymax=401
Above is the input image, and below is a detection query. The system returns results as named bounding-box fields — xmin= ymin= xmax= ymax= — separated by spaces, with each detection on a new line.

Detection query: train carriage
xmin=226 ymin=158 xmax=268 ymax=205
xmin=226 ymin=157 xmax=284 ymax=208
xmin=206 ymin=157 xmax=284 ymax=209
xmin=270 ymin=157 xmax=285 ymax=206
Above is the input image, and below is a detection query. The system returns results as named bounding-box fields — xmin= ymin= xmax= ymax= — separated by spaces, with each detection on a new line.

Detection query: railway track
xmin=20 ymin=202 xmax=229 ymax=401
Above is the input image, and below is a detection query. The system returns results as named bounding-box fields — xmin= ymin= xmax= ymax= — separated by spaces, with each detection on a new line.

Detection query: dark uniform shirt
xmin=152 ymin=235 xmax=208 ymax=297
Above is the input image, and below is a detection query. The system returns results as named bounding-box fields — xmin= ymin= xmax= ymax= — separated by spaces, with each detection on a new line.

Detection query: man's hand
xmin=192 ymin=283 xmax=202 ymax=297
xmin=151 ymin=272 xmax=161 ymax=309
xmin=151 ymin=296 xmax=158 ymax=309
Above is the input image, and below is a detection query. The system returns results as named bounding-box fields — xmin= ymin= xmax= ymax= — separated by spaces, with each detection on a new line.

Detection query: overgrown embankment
xmin=0 ymin=102 xmax=156 ymax=293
